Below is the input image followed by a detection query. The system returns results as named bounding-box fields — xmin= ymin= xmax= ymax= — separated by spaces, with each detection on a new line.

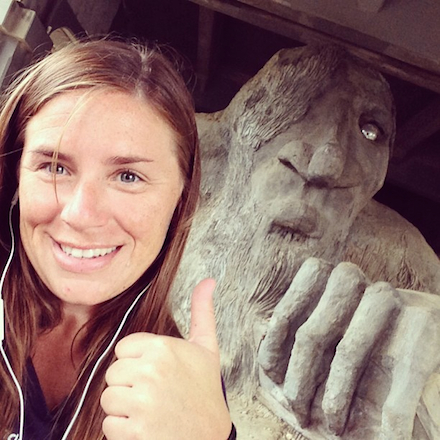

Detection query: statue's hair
xmin=224 ymin=44 xmax=395 ymax=153
xmin=0 ymin=38 xmax=200 ymax=438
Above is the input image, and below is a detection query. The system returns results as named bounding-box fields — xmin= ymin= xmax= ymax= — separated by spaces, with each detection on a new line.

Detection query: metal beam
xmin=189 ymin=0 xmax=440 ymax=94
xmin=0 ymin=0 xmax=51 ymax=87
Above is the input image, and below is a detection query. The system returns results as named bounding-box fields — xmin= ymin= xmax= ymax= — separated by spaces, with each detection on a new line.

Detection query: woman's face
xmin=18 ymin=90 xmax=184 ymax=309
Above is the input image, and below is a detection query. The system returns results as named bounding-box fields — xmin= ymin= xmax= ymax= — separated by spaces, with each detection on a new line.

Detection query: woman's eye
xmin=360 ymin=122 xmax=382 ymax=141
xmin=119 ymin=171 xmax=140 ymax=183
xmin=44 ymin=163 xmax=66 ymax=175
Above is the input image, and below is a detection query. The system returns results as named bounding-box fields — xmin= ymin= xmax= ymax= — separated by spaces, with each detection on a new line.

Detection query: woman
xmin=0 ymin=39 xmax=234 ymax=439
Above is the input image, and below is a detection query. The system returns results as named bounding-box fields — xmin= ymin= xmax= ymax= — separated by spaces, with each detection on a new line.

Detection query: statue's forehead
xmin=345 ymin=67 xmax=392 ymax=100
xmin=314 ymin=69 xmax=394 ymax=123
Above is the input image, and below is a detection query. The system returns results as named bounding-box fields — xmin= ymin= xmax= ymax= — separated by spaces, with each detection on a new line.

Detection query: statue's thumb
xmin=188 ymin=278 xmax=219 ymax=355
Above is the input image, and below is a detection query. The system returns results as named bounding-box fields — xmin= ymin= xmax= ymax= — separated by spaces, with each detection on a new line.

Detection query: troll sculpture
xmin=172 ymin=45 xmax=440 ymax=439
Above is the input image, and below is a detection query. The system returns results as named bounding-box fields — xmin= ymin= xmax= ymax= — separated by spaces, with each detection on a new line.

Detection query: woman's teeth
xmin=61 ymin=245 xmax=117 ymax=259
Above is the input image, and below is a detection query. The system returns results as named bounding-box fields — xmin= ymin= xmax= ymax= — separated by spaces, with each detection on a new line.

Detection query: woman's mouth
xmin=60 ymin=244 xmax=118 ymax=259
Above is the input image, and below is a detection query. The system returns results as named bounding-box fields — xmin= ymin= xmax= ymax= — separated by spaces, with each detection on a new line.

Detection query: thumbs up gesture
xmin=100 ymin=279 xmax=232 ymax=439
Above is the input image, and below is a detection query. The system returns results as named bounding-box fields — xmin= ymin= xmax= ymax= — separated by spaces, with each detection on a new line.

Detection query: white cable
xmin=0 ymin=197 xmax=17 ymax=342
xmin=0 ymin=197 xmax=24 ymax=440
xmin=1 ymin=344 xmax=24 ymax=440
xmin=60 ymin=282 xmax=150 ymax=439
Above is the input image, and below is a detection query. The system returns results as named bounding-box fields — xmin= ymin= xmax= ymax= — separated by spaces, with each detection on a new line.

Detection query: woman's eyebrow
xmin=29 ymin=148 xmax=69 ymax=162
xmin=28 ymin=149 xmax=154 ymax=165
xmin=107 ymin=155 xmax=155 ymax=165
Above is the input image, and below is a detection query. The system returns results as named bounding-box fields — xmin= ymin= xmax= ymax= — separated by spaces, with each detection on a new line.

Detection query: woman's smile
xmin=59 ymin=244 xmax=118 ymax=259
xmin=51 ymin=237 xmax=122 ymax=274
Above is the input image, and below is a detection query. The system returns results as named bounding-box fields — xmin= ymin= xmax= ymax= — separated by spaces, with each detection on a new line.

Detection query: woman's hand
xmin=100 ymin=279 xmax=232 ymax=440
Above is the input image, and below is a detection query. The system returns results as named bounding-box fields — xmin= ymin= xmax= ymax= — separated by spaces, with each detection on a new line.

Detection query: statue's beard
xmin=187 ymin=192 xmax=350 ymax=388
xmin=215 ymin=214 xmax=346 ymax=389
xmin=243 ymin=216 xmax=348 ymax=315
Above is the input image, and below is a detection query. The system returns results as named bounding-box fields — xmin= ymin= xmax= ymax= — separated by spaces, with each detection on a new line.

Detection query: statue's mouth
xmin=270 ymin=201 xmax=323 ymax=239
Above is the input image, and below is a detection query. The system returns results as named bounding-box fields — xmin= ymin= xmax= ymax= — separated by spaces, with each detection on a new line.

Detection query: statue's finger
xmin=283 ymin=262 xmax=368 ymax=427
xmin=258 ymin=257 xmax=333 ymax=384
xmin=322 ymin=282 xmax=401 ymax=435
xmin=380 ymin=305 xmax=440 ymax=440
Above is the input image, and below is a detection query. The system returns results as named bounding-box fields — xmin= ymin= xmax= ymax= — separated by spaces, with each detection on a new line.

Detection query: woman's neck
xmin=31 ymin=304 xmax=93 ymax=410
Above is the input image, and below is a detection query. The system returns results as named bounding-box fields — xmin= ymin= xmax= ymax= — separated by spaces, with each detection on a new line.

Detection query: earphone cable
xmin=0 ymin=198 xmax=17 ymax=341
xmin=0 ymin=199 xmax=25 ymax=440
xmin=1 ymin=344 xmax=25 ymax=440
xmin=60 ymin=282 xmax=151 ymax=439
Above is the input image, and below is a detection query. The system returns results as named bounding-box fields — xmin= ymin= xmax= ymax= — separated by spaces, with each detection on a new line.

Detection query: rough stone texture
xmin=171 ymin=45 xmax=440 ymax=439
xmin=67 ymin=0 xmax=121 ymax=35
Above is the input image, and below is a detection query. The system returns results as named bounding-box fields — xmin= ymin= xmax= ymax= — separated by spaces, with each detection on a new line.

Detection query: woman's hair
xmin=0 ymin=38 xmax=200 ymax=438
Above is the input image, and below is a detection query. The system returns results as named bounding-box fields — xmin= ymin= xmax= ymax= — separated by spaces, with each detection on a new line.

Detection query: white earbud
xmin=11 ymin=189 xmax=18 ymax=207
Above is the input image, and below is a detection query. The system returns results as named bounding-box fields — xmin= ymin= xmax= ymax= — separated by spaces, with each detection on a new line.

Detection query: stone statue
xmin=171 ymin=45 xmax=440 ymax=439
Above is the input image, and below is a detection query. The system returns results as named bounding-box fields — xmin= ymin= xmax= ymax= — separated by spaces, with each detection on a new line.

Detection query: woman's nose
xmin=59 ymin=181 xmax=108 ymax=229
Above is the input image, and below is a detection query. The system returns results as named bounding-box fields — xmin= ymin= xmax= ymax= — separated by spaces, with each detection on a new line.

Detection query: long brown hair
xmin=0 ymin=39 xmax=200 ymax=438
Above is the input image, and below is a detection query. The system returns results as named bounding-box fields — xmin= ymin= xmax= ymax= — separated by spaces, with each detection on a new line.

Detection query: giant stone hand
xmin=258 ymin=257 xmax=440 ymax=439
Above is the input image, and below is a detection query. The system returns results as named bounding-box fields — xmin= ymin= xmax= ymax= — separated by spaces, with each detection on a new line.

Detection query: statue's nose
xmin=278 ymin=126 xmax=347 ymax=189
xmin=306 ymin=142 xmax=346 ymax=188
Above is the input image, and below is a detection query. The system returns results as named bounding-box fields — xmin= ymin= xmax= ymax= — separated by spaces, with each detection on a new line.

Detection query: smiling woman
xmin=19 ymin=90 xmax=183 ymax=307
xmin=0 ymin=39 xmax=234 ymax=439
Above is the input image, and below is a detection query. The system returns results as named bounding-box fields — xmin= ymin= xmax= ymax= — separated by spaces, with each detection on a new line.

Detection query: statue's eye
xmin=360 ymin=122 xmax=382 ymax=141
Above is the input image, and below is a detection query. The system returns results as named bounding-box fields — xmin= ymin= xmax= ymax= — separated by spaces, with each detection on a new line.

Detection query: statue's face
xmin=250 ymin=72 xmax=394 ymax=255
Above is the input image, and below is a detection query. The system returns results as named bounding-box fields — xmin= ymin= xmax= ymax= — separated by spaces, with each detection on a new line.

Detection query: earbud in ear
xmin=11 ymin=190 xmax=18 ymax=207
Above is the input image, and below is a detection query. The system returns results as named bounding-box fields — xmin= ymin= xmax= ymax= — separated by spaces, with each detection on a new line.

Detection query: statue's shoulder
xmin=349 ymin=198 xmax=431 ymax=244
xmin=344 ymin=199 xmax=440 ymax=294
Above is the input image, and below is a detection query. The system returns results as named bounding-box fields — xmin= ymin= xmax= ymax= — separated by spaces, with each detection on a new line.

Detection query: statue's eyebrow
xmin=362 ymin=106 xmax=394 ymax=132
